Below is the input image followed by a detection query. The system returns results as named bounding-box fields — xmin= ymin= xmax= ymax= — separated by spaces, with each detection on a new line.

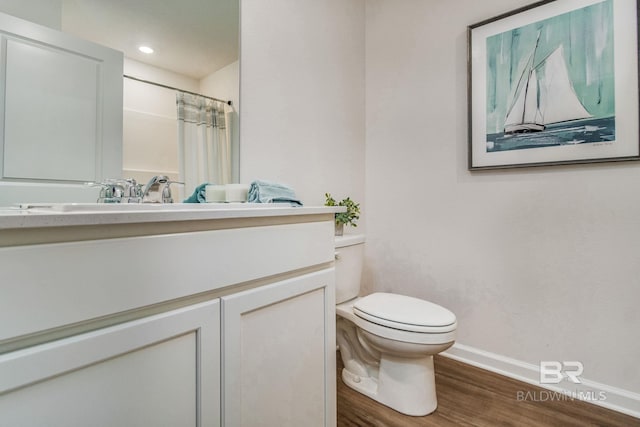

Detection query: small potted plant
xmin=325 ymin=193 xmax=360 ymax=236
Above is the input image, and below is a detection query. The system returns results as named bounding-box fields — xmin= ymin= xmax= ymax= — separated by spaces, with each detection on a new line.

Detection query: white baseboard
xmin=442 ymin=343 xmax=640 ymax=420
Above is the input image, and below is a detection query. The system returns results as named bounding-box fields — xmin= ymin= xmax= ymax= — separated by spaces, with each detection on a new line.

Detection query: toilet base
xmin=341 ymin=353 xmax=438 ymax=416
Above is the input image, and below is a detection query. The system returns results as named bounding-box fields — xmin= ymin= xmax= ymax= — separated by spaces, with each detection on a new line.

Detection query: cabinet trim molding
xmin=0 ymin=300 xmax=221 ymax=425
xmin=221 ymin=268 xmax=336 ymax=426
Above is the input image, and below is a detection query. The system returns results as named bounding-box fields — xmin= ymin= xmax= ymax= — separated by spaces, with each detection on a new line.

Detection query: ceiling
xmin=61 ymin=0 xmax=239 ymax=80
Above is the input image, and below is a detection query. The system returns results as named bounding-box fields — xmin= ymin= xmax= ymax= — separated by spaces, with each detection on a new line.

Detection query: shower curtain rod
xmin=123 ymin=74 xmax=232 ymax=106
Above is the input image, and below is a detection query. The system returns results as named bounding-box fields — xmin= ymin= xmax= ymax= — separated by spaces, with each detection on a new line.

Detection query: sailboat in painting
xmin=486 ymin=36 xmax=615 ymax=153
xmin=484 ymin=0 xmax=617 ymax=154
xmin=504 ymin=41 xmax=592 ymax=134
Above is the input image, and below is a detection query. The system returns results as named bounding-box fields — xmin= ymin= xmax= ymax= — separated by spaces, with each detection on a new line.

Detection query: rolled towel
xmin=184 ymin=182 xmax=209 ymax=203
xmin=247 ymin=180 xmax=303 ymax=206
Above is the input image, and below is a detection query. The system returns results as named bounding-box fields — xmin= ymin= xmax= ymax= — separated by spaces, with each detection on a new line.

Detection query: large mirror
xmin=62 ymin=0 xmax=241 ymax=198
xmin=0 ymin=0 xmax=239 ymax=201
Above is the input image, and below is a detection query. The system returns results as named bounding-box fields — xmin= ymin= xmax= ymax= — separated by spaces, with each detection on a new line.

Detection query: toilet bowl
xmin=335 ymin=235 xmax=456 ymax=416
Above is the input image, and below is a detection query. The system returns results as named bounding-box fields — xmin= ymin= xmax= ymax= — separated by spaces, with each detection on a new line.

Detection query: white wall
xmin=365 ymin=0 xmax=640 ymax=410
xmin=122 ymin=59 xmax=191 ymax=187
xmin=240 ymin=0 xmax=366 ymax=208
xmin=0 ymin=0 xmax=61 ymax=29
xmin=201 ymin=60 xmax=239 ymax=109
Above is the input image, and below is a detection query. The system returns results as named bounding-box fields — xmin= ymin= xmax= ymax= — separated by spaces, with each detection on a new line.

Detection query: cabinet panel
xmin=3 ymin=38 xmax=99 ymax=181
xmin=0 ymin=300 xmax=220 ymax=427
xmin=0 ymin=11 xmax=122 ymax=205
xmin=0 ymin=221 xmax=333 ymax=342
xmin=222 ymin=269 xmax=336 ymax=427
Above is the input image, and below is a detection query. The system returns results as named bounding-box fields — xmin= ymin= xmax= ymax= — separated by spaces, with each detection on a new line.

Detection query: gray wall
xmin=364 ymin=0 xmax=640 ymax=400
xmin=0 ymin=0 xmax=61 ymax=29
xmin=240 ymin=0 xmax=366 ymax=208
xmin=240 ymin=0 xmax=640 ymax=408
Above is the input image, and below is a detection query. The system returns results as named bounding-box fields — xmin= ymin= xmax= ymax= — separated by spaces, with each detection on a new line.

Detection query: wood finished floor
xmin=337 ymin=353 xmax=640 ymax=427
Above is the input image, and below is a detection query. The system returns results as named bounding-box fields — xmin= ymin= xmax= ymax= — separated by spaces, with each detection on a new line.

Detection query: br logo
xmin=539 ymin=361 xmax=584 ymax=384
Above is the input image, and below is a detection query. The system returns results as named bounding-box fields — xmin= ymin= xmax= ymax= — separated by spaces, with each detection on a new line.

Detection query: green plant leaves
xmin=325 ymin=193 xmax=360 ymax=227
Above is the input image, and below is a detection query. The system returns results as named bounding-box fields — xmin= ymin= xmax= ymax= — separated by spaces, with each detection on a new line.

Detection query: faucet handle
xmin=86 ymin=179 xmax=144 ymax=203
xmin=161 ymin=180 xmax=184 ymax=204
xmin=120 ymin=178 xmax=142 ymax=203
xmin=86 ymin=180 xmax=125 ymax=203
xmin=142 ymin=175 xmax=184 ymax=203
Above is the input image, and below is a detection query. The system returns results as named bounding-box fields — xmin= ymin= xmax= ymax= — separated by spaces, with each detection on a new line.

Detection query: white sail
xmin=538 ymin=46 xmax=592 ymax=124
xmin=504 ymin=79 xmax=526 ymax=129
xmin=504 ymin=69 xmax=544 ymax=133
xmin=503 ymin=44 xmax=590 ymax=133
xmin=523 ymin=69 xmax=542 ymax=124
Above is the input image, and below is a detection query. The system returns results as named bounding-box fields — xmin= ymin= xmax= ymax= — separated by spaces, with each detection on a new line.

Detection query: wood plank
xmin=337 ymin=352 xmax=639 ymax=426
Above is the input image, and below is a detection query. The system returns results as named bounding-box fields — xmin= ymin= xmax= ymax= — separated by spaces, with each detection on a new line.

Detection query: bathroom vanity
xmin=0 ymin=205 xmax=338 ymax=426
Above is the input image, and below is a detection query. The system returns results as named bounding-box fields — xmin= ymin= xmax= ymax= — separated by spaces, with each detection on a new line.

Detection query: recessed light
xmin=138 ymin=46 xmax=154 ymax=54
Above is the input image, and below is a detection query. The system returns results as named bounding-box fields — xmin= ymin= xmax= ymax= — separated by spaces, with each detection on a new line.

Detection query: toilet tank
xmin=334 ymin=234 xmax=365 ymax=304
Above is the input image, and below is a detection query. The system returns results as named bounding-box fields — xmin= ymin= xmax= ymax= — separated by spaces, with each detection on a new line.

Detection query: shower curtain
xmin=176 ymin=92 xmax=232 ymax=197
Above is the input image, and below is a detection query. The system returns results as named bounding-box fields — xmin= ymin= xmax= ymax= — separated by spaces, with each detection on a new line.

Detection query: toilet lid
xmin=353 ymin=293 xmax=457 ymax=333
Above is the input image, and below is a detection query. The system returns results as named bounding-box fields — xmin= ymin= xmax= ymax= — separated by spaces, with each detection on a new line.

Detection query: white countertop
xmin=0 ymin=203 xmax=344 ymax=230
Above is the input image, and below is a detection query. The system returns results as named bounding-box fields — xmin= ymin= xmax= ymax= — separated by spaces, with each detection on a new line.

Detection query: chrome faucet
xmin=88 ymin=176 xmax=179 ymax=203
xmin=87 ymin=179 xmax=126 ymax=203
xmin=88 ymin=178 xmax=141 ymax=203
xmin=142 ymin=175 xmax=180 ymax=203
xmin=121 ymin=178 xmax=142 ymax=203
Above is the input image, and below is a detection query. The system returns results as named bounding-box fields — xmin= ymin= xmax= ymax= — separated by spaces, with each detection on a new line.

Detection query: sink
xmin=19 ymin=202 xmax=279 ymax=213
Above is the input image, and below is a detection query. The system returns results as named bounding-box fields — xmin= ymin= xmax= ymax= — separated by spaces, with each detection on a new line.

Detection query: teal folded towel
xmin=247 ymin=180 xmax=302 ymax=206
xmin=184 ymin=183 xmax=209 ymax=203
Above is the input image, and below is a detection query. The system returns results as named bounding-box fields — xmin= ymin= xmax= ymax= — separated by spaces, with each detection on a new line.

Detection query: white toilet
xmin=334 ymin=234 xmax=457 ymax=416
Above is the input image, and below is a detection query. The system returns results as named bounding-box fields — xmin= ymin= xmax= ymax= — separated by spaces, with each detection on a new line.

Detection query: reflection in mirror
xmin=62 ymin=0 xmax=240 ymax=199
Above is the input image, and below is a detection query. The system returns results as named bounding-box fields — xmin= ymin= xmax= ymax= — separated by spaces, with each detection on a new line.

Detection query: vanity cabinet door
xmin=0 ymin=300 xmax=220 ymax=427
xmin=221 ymin=269 xmax=336 ymax=427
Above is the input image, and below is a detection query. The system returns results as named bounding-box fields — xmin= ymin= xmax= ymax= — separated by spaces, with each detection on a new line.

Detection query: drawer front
xmin=0 ymin=221 xmax=334 ymax=342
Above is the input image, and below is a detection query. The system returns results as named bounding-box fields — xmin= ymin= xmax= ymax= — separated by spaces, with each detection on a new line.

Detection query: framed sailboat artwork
xmin=468 ymin=0 xmax=640 ymax=170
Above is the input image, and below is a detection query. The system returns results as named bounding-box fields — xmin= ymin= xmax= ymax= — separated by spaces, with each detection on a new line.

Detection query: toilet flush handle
xmin=335 ymin=251 xmax=341 ymax=260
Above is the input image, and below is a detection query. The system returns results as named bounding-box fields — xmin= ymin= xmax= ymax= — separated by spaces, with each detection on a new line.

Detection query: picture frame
xmin=467 ymin=0 xmax=640 ymax=170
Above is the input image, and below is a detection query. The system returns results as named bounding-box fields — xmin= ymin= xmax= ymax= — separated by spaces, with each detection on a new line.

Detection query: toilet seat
xmin=336 ymin=297 xmax=457 ymax=346
xmin=353 ymin=293 xmax=457 ymax=333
